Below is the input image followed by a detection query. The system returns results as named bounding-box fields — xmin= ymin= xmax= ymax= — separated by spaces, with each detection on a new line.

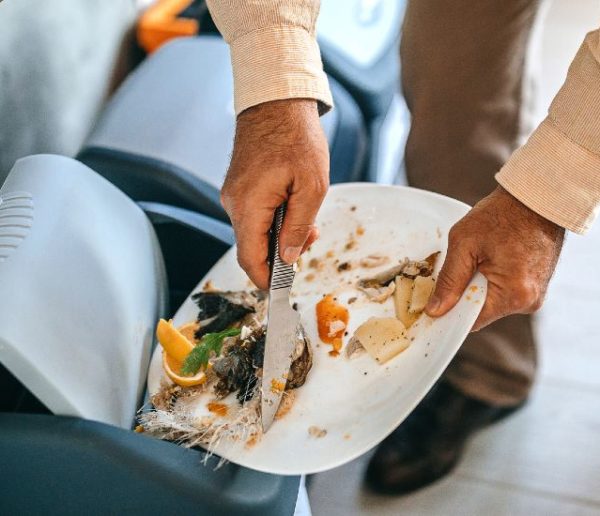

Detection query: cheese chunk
xmin=354 ymin=317 xmax=410 ymax=364
xmin=409 ymin=275 xmax=436 ymax=314
xmin=394 ymin=276 xmax=419 ymax=328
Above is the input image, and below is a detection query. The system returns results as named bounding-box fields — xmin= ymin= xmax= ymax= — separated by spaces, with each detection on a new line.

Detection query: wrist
xmin=233 ymin=98 xmax=325 ymax=161
xmin=238 ymin=98 xmax=318 ymax=124
xmin=494 ymin=186 xmax=564 ymax=238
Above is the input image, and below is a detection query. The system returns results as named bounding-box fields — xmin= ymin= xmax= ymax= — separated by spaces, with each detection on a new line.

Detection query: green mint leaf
xmin=180 ymin=327 xmax=241 ymax=376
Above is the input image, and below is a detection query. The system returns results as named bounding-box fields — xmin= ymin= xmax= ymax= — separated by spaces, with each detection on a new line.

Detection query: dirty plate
xmin=147 ymin=184 xmax=486 ymax=475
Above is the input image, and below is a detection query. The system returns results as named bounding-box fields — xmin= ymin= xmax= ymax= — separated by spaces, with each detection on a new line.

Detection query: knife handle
xmin=269 ymin=203 xmax=296 ymax=291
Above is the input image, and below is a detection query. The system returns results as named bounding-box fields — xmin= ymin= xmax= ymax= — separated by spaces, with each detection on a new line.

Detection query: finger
xmin=232 ymin=203 xmax=276 ymax=290
xmin=471 ymin=304 xmax=498 ymax=332
xmin=471 ymin=272 xmax=542 ymax=331
xmin=471 ymin=286 xmax=508 ymax=332
xmin=426 ymin=236 xmax=477 ymax=317
xmin=279 ymin=177 xmax=328 ymax=264
xmin=301 ymin=226 xmax=319 ymax=255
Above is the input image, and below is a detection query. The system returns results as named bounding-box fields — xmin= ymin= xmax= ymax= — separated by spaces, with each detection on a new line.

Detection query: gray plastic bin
xmin=0 ymin=155 xmax=300 ymax=515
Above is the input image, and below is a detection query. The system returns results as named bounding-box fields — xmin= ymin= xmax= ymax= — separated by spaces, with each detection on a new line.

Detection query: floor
xmin=308 ymin=1 xmax=600 ymax=515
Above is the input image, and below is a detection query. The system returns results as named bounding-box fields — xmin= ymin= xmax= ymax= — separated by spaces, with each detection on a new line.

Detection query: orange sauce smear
xmin=207 ymin=402 xmax=228 ymax=417
xmin=271 ymin=378 xmax=286 ymax=393
xmin=316 ymin=295 xmax=349 ymax=356
xmin=246 ymin=434 xmax=259 ymax=448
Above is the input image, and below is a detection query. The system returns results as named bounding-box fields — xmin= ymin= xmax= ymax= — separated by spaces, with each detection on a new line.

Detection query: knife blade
xmin=261 ymin=203 xmax=300 ymax=433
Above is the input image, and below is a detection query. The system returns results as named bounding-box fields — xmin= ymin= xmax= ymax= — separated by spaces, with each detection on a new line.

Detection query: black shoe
xmin=365 ymin=380 xmax=525 ymax=495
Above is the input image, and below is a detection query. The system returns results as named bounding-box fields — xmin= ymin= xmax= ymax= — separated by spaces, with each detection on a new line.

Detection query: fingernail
xmin=426 ymin=296 xmax=440 ymax=315
xmin=282 ymin=246 xmax=302 ymax=264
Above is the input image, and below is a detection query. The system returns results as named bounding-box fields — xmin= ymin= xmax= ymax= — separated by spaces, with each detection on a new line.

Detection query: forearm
xmin=206 ymin=0 xmax=333 ymax=116
xmin=496 ymin=29 xmax=600 ymax=234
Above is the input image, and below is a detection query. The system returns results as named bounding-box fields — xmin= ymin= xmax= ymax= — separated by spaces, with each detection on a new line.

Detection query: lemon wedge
xmin=178 ymin=321 xmax=199 ymax=343
xmin=162 ymin=352 xmax=207 ymax=387
xmin=156 ymin=319 xmax=207 ymax=387
xmin=156 ymin=319 xmax=195 ymax=363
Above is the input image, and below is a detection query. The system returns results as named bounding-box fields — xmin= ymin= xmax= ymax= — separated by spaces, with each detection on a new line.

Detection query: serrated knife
xmin=261 ymin=203 xmax=301 ymax=433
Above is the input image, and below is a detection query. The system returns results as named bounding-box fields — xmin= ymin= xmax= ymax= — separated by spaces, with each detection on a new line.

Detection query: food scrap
xmin=348 ymin=252 xmax=441 ymax=365
xmin=270 ymin=378 xmax=286 ymax=394
xmin=337 ymin=261 xmax=352 ymax=272
xmin=394 ymin=276 xmax=419 ymax=328
xmin=192 ymin=290 xmax=260 ymax=339
xmin=408 ymin=275 xmax=436 ymax=314
xmin=359 ymin=254 xmax=389 ymax=269
xmin=353 ymin=317 xmax=409 ymax=364
xmin=274 ymin=391 xmax=296 ymax=420
xmin=316 ymin=295 xmax=349 ymax=354
xmin=143 ymin=289 xmax=314 ymax=449
xmin=245 ymin=434 xmax=259 ymax=448
xmin=207 ymin=402 xmax=228 ymax=417
xmin=393 ymin=253 xmax=439 ymax=327
xmin=345 ymin=336 xmax=366 ymax=359
xmin=156 ymin=319 xmax=209 ymax=387
xmin=308 ymin=426 xmax=327 ymax=438
xmin=157 ymin=319 xmax=196 ymax=364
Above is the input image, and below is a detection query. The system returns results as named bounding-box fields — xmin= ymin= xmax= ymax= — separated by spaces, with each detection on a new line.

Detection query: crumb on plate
xmin=308 ymin=426 xmax=327 ymax=438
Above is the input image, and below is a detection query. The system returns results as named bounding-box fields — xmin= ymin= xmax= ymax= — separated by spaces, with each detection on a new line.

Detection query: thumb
xmin=426 ymin=238 xmax=477 ymax=317
xmin=279 ymin=180 xmax=327 ymax=264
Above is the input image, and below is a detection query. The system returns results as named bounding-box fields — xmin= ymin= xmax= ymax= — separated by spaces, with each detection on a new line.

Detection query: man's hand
xmin=425 ymin=186 xmax=565 ymax=331
xmin=221 ymin=99 xmax=329 ymax=289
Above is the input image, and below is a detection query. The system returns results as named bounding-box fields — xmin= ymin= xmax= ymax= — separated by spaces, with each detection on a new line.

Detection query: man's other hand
xmin=425 ymin=187 xmax=565 ymax=331
xmin=221 ymin=99 xmax=329 ymax=289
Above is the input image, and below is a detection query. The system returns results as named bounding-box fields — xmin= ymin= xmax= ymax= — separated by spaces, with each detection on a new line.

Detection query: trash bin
xmin=0 ymin=155 xmax=300 ymax=515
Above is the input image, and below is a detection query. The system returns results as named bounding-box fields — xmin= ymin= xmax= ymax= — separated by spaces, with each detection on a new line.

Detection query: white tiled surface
xmin=308 ymin=1 xmax=600 ymax=514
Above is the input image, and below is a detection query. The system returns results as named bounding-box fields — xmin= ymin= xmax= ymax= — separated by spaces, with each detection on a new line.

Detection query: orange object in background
xmin=137 ymin=0 xmax=205 ymax=54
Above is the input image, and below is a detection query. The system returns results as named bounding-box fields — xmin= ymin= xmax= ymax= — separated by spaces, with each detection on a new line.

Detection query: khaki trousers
xmin=401 ymin=0 xmax=545 ymax=406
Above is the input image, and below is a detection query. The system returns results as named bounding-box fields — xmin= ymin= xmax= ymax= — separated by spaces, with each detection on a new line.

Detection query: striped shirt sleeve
xmin=496 ymin=30 xmax=600 ymax=234
xmin=205 ymin=0 xmax=333 ymax=116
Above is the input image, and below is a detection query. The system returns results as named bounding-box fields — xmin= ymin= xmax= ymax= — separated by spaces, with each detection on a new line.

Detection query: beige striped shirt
xmin=207 ymin=0 xmax=600 ymax=234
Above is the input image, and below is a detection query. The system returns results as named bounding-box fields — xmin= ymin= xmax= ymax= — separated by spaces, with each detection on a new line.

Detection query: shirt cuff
xmin=229 ymin=25 xmax=333 ymax=116
xmin=496 ymin=118 xmax=600 ymax=234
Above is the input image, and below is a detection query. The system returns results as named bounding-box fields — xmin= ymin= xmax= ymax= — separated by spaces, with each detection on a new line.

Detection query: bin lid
xmin=0 ymin=155 xmax=166 ymax=428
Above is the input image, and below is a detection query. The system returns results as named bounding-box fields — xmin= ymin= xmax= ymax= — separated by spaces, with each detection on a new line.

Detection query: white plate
xmin=147 ymin=184 xmax=486 ymax=475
